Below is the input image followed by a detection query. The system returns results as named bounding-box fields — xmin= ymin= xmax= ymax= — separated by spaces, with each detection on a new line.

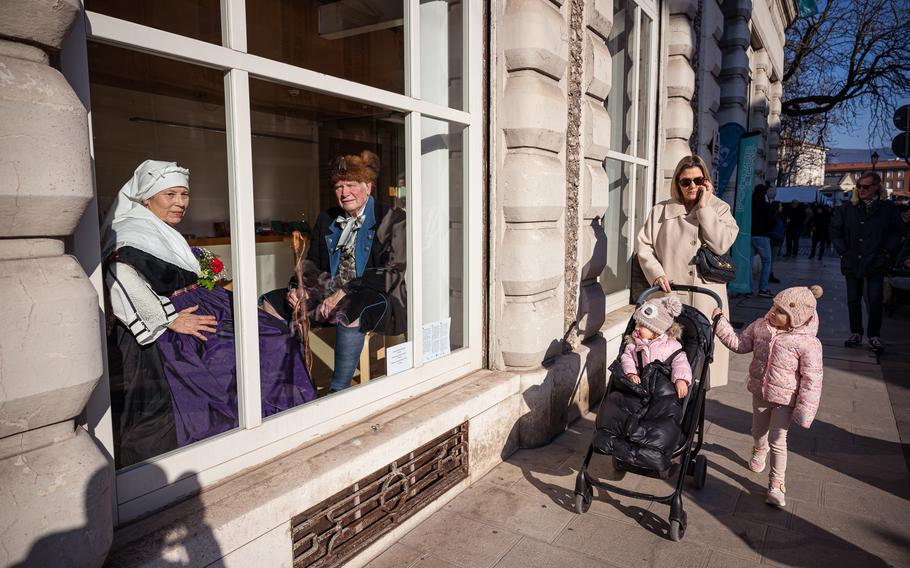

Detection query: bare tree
xmin=781 ymin=0 xmax=910 ymax=147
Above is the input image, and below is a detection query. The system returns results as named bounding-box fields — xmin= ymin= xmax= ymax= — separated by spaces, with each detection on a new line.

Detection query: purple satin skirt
xmin=158 ymin=286 xmax=316 ymax=446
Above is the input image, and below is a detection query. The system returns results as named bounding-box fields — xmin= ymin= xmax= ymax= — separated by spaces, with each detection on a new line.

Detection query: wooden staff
xmin=291 ymin=230 xmax=313 ymax=373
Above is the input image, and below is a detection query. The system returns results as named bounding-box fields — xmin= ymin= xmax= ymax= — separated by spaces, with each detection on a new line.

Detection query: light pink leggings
xmin=752 ymin=395 xmax=794 ymax=483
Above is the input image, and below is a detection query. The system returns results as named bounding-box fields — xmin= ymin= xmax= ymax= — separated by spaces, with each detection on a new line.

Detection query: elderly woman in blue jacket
xmin=831 ymin=171 xmax=904 ymax=352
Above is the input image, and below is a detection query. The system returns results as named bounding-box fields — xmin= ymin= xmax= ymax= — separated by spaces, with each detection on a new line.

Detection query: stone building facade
xmin=0 ymin=1 xmax=795 ymax=566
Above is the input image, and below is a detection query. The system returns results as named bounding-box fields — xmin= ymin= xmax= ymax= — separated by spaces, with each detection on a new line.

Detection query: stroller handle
xmin=636 ymin=284 xmax=724 ymax=309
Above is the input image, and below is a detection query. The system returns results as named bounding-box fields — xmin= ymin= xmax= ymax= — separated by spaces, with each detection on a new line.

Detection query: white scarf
xmin=101 ymin=160 xmax=201 ymax=275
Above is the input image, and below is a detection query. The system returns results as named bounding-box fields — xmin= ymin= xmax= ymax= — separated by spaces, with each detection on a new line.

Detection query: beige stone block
xmin=720 ymin=46 xmax=750 ymax=78
xmin=586 ymin=0 xmax=613 ymax=41
xmin=499 ymin=225 xmax=564 ymax=296
xmin=0 ymin=238 xmax=63 ymax=260
xmin=582 ymin=99 xmax=611 ymax=161
xmin=770 ymin=81 xmax=783 ymax=99
xmin=720 ymin=16 xmax=750 ymax=48
xmin=719 ymin=72 xmax=749 ymax=108
xmin=500 ymin=151 xmax=566 ymax=223
xmin=0 ymin=420 xmax=74 ymax=461
xmin=576 ymin=281 xmax=606 ymax=340
xmin=662 ymin=139 xmax=694 ymax=180
xmin=501 ymin=75 xmax=566 ymax=153
xmin=0 ymin=0 xmax=80 ymax=50
xmin=581 ymin=160 xmax=609 ymax=219
xmin=705 ymin=41 xmax=723 ymax=77
xmin=467 ymin=394 xmax=521 ymax=483
xmin=0 ymin=427 xmax=112 ymax=568
xmin=664 ymin=97 xmax=694 ymax=140
xmin=0 ymin=255 xmax=102 ymax=437
xmin=502 ymin=0 xmax=568 ymax=81
xmin=583 ymin=32 xmax=611 ymax=102
xmin=667 ymin=14 xmax=695 ymax=59
xmin=579 ymin=221 xmax=606 ymax=280
xmin=666 ymin=55 xmax=695 ymax=99
xmin=499 ymin=293 xmax=564 ymax=368
xmin=0 ymin=55 xmax=92 ymax=237
xmin=669 ymin=0 xmax=698 ymax=18
xmin=0 ymin=39 xmax=48 ymax=64
xmin=753 ymin=48 xmax=771 ymax=72
xmin=703 ymin=77 xmax=721 ymax=112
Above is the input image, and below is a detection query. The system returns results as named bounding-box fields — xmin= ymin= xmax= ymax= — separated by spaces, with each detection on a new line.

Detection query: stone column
xmin=716 ymin=0 xmax=752 ymax=197
xmin=0 ymin=1 xmax=113 ymax=567
xmin=696 ymin=0 xmax=725 ymax=162
xmin=750 ymin=49 xmax=771 ymax=184
xmin=766 ymin=80 xmax=783 ymax=184
xmin=661 ymin=0 xmax=698 ymax=196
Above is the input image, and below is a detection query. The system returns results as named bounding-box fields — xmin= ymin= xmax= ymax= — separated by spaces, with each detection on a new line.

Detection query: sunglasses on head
xmin=678 ymin=177 xmax=705 ymax=188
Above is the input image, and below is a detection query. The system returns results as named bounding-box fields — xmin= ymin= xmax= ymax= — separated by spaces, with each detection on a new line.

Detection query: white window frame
xmin=602 ymin=0 xmax=660 ymax=313
xmin=67 ymin=0 xmax=484 ymax=524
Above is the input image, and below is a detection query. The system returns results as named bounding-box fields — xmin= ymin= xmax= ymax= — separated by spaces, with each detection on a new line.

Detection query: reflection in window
xmin=247 ymin=0 xmax=405 ymax=94
xmin=420 ymin=0 xmax=464 ymax=109
xmin=90 ymin=43 xmax=315 ymax=469
xmin=607 ymin=2 xmax=635 ymax=155
xmin=250 ymin=78 xmax=409 ymax=400
xmin=86 ymin=0 xmax=222 ymax=45
xmin=601 ymin=158 xmax=634 ymax=295
xmin=421 ymin=117 xmax=465 ymax=359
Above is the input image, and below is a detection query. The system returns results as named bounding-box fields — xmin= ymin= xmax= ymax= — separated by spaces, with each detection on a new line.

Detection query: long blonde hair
xmin=851 ymin=171 xmax=883 ymax=205
xmin=670 ymin=155 xmax=714 ymax=203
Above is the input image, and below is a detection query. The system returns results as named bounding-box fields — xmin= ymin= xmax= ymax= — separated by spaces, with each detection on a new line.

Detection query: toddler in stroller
xmin=575 ymin=284 xmax=721 ymax=541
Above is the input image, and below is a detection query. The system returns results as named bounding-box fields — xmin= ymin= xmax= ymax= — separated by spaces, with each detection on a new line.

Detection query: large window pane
xmin=600 ymin=158 xmax=634 ymax=295
xmin=636 ymin=12 xmax=653 ymax=159
xmin=86 ymin=0 xmax=222 ymax=45
xmin=89 ymin=43 xmax=240 ymax=468
xmin=247 ymin=0 xmax=405 ymax=95
xmin=607 ymin=2 xmax=635 ymax=155
xmin=420 ymin=0 xmax=464 ymax=109
xmin=250 ymin=78 xmax=409 ymax=401
xmin=421 ymin=117 xmax=465 ymax=359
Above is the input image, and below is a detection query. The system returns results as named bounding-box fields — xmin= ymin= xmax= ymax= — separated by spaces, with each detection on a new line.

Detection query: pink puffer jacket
xmin=620 ymin=332 xmax=693 ymax=384
xmin=715 ymin=311 xmax=824 ymax=428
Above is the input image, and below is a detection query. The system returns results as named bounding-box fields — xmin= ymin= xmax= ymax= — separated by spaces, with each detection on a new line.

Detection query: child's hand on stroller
xmin=712 ymin=307 xmax=724 ymax=320
xmin=627 ymin=373 xmax=641 ymax=384
xmin=675 ymin=380 xmax=689 ymax=399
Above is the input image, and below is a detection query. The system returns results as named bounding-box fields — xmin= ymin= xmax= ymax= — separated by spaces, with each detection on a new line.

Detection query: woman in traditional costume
xmin=103 ymin=160 xmax=315 ymax=467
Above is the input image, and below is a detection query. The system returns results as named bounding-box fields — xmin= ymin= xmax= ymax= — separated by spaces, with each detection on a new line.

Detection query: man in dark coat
xmin=783 ymin=200 xmax=807 ymax=257
xmin=831 ymin=172 xmax=904 ymax=351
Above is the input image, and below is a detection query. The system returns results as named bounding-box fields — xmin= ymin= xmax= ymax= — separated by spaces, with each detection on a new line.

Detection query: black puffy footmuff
xmin=593 ymin=359 xmax=684 ymax=474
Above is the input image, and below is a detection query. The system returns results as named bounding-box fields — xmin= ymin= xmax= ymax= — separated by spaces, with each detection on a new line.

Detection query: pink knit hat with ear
xmin=773 ymin=285 xmax=823 ymax=327
xmin=634 ymin=296 xmax=683 ymax=335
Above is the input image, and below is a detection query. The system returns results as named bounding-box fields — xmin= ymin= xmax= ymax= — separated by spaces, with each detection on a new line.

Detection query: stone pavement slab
xmin=366 ymin=255 xmax=910 ymax=568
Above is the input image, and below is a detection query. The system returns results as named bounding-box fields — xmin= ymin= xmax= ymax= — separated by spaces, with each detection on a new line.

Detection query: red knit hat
xmin=773 ymin=285 xmax=823 ymax=327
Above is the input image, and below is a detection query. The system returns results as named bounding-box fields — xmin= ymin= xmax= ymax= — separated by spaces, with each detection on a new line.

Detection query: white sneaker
xmin=766 ymin=481 xmax=786 ymax=507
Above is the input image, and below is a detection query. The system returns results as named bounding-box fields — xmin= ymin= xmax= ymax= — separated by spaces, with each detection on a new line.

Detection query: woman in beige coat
xmin=636 ymin=155 xmax=739 ymax=388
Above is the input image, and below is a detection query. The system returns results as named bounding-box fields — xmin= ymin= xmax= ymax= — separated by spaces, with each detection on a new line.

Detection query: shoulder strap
xmin=661 ymin=348 xmax=687 ymax=366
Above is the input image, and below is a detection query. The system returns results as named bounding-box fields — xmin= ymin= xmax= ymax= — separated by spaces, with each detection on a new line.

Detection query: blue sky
xmin=828 ymin=98 xmax=910 ymax=149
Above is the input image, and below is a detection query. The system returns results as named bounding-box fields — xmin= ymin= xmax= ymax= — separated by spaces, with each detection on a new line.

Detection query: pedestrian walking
xmin=783 ymin=200 xmax=806 ymax=257
xmin=712 ymin=286 xmax=825 ymax=508
xmin=750 ymin=184 xmax=776 ymax=297
xmin=831 ymin=172 xmax=904 ymax=352
xmin=808 ymin=204 xmax=832 ymax=259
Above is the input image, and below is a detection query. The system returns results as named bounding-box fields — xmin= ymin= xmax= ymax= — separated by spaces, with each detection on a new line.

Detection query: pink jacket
xmin=715 ymin=312 xmax=824 ymax=428
xmin=620 ymin=332 xmax=692 ymax=384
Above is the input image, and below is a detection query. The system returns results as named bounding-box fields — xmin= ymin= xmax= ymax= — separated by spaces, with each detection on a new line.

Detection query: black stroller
xmin=574 ymin=284 xmax=722 ymax=541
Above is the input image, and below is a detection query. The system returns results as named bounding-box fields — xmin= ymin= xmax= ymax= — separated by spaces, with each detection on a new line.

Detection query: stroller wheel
xmin=694 ymin=455 xmax=708 ymax=490
xmin=575 ymin=480 xmax=593 ymax=514
xmin=669 ymin=519 xmax=686 ymax=541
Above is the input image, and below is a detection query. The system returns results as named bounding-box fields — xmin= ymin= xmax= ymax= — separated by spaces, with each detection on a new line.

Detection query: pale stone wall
xmin=766 ymin=81 xmax=783 ymax=183
xmin=750 ymin=49 xmax=772 ymax=185
xmin=662 ymin=0 xmax=697 ymax=188
xmin=0 ymin=2 xmax=113 ymax=566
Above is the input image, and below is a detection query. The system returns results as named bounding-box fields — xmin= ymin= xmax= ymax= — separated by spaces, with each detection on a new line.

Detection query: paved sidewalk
xmin=365 ymin=253 xmax=910 ymax=568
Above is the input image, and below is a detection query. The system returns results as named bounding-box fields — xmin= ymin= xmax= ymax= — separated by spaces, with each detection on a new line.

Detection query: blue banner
xmin=715 ymin=123 xmax=745 ymax=200
xmin=728 ymin=132 xmax=761 ymax=295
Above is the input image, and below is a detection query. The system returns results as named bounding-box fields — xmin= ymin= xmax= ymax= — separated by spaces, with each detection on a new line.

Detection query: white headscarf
xmin=101 ymin=160 xmax=201 ymax=275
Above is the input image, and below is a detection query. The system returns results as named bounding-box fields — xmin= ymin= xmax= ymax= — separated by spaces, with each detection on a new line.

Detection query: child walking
xmin=712 ymin=286 xmax=824 ymax=507
xmin=620 ymin=296 xmax=692 ymax=399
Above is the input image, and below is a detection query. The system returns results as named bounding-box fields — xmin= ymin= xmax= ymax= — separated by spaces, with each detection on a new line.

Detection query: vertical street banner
xmin=728 ymin=132 xmax=762 ymax=295
xmin=715 ymin=123 xmax=746 ymax=200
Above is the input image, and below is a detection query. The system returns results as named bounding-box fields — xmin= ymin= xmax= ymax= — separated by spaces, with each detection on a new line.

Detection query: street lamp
xmin=871 ymin=150 xmax=879 ymax=172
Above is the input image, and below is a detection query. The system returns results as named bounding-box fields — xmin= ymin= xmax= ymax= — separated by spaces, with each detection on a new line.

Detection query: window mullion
xmin=407 ymin=112 xmax=424 ymax=366
xmin=221 ymin=0 xmax=247 ymax=51
xmin=224 ymin=68 xmax=262 ymax=429
xmin=407 ymin=0 xmax=420 ymax=99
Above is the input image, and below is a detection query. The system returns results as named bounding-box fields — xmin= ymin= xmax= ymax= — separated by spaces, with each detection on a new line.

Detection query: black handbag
xmin=691 ymin=228 xmax=736 ymax=283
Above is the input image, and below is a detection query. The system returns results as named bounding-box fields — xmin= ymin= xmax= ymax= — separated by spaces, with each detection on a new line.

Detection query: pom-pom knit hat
xmin=773 ymin=285 xmax=823 ymax=328
xmin=633 ymin=296 xmax=683 ymax=335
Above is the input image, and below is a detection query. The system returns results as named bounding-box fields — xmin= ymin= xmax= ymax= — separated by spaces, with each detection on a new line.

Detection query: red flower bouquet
xmin=192 ymin=247 xmax=228 ymax=290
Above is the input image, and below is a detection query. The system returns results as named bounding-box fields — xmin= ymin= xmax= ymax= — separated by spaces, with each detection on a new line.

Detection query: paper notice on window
xmin=386 ymin=341 xmax=413 ymax=376
xmin=421 ymin=318 xmax=451 ymax=363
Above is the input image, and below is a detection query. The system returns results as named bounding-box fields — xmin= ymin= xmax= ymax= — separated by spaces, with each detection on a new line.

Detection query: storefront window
xmin=88 ymin=42 xmax=239 ymax=468
xmin=86 ymin=0 xmax=222 ymax=45
xmin=247 ymin=0 xmax=405 ymax=95
xmin=420 ymin=0 xmax=464 ymax=109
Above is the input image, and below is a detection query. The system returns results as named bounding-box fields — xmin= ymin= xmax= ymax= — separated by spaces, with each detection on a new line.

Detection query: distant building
xmin=778 ymin=139 xmax=828 ymax=186
xmin=820 ymin=172 xmax=855 ymax=205
xmin=826 ymin=160 xmax=910 ymax=197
